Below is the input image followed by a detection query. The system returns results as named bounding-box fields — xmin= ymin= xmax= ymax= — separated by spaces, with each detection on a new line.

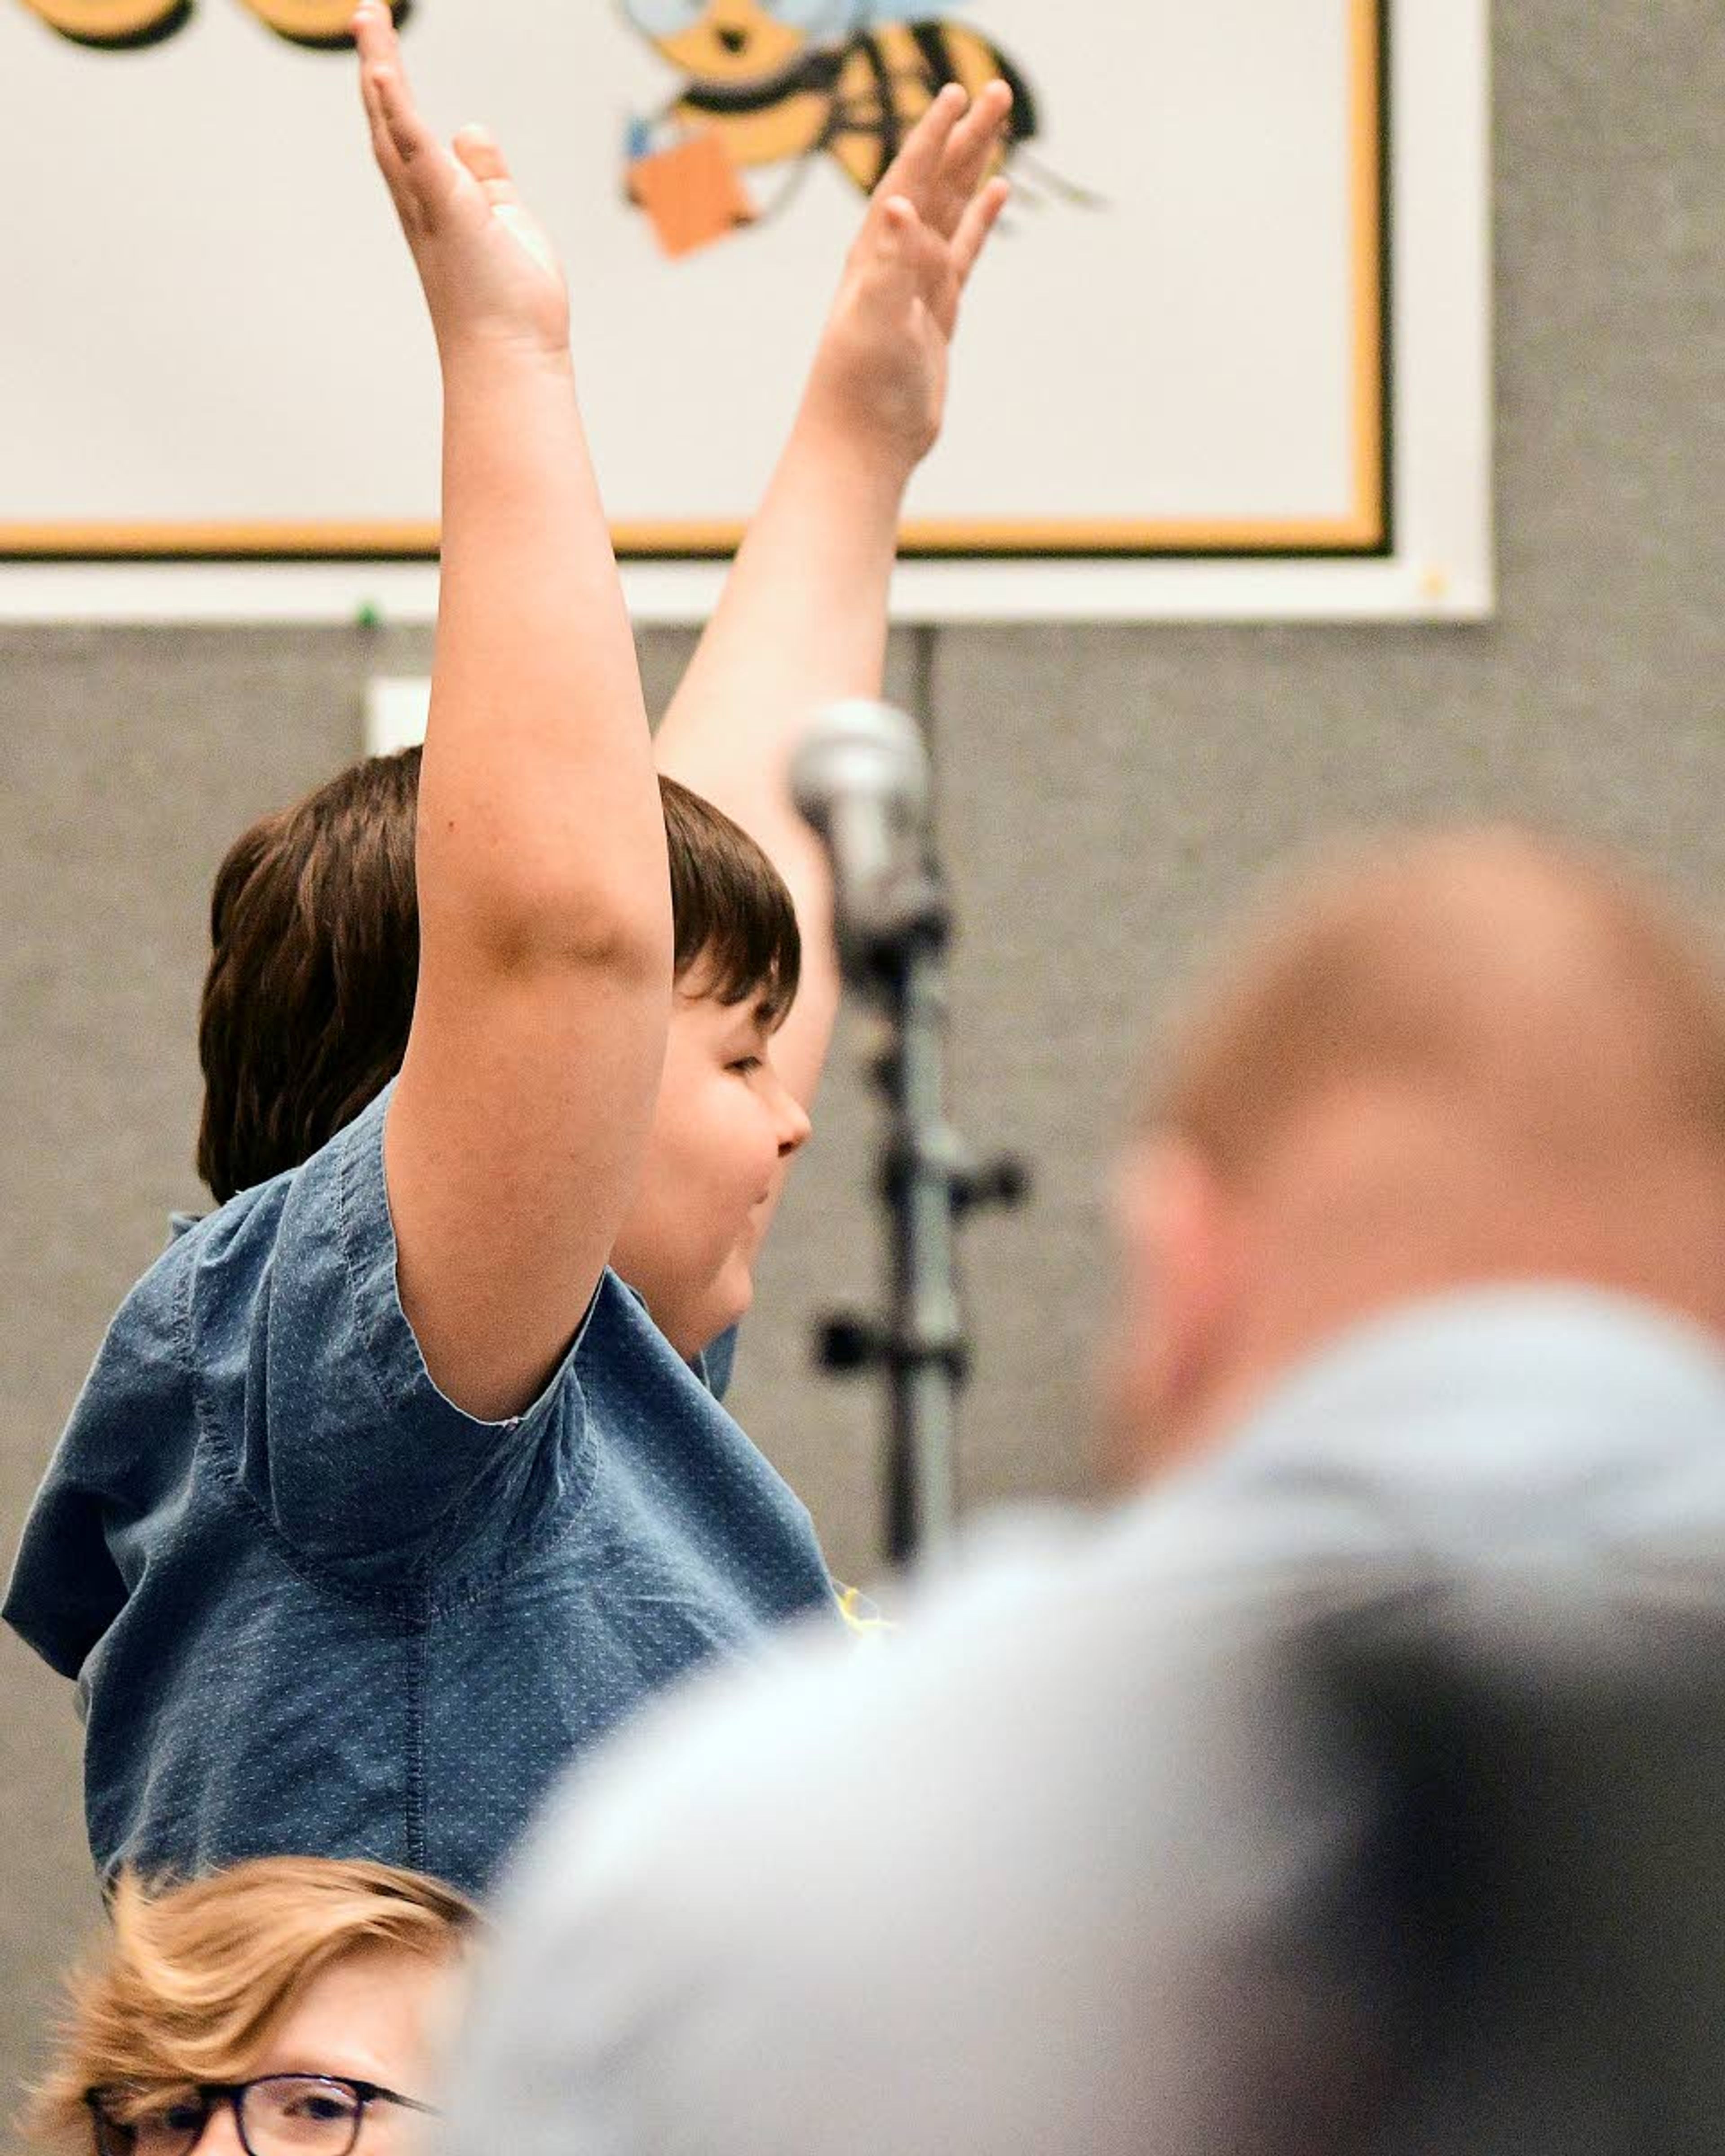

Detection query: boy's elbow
xmin=571 ymin=898 xmax=675 ymax=988
xmin=418 ymin=812 xmax=674 ymax=986
xmin=474 ymin=884 xmax=673 ymax=985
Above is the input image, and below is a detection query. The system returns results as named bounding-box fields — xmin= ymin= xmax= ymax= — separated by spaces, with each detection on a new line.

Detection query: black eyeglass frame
xmin=84 ymin=2073 xmax=437 ymax=2156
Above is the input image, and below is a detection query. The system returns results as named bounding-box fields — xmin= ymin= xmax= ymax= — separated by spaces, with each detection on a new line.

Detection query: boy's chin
xmin=706 ymin=1258 xmax=755 ymax=1339
xmin=667 ymin=1259 xmax=754 ymax=1362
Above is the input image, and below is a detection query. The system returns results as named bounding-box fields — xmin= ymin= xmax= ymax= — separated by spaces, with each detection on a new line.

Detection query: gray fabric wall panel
xmin=0 ymin=622 xmax=435 ymax=2116
xmin=3 ymin=0 xmax=1723 ymax=2116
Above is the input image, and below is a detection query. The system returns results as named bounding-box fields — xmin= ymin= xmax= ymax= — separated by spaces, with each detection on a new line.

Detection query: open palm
xmin=807 ymin=80 xmax=1013 ymax=468
xmin=354 ymin=3 xmax=569 ymax=358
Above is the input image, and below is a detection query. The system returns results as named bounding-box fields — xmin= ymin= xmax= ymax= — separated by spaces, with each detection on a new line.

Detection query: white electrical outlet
xmin=364 ymin=677 xmax=431 ymax=758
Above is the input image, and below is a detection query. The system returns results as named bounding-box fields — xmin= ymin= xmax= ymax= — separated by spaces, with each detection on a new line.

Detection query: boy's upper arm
xmin=384 ymin=933 xmax=668 ymax=1427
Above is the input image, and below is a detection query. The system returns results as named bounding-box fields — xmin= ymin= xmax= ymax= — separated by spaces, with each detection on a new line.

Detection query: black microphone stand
xmin=818 ymin=862 xmax=1028 ymax=1564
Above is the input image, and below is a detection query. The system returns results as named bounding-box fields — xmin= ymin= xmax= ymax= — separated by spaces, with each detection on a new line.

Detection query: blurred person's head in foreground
xmin=21 ymin=1858 xmax=476 ymax=2156
xmin=428 ymin=825 xmax=1725 ymax=2156
xmin=1108 ymin=826 xmax=1725 ymax=1479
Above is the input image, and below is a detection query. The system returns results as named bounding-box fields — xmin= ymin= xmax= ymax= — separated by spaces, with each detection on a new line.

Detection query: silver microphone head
xmin=792 ymin=701 xmax=938 ymax=977
xmin=792 ymin=700 xmax=928 ymax=830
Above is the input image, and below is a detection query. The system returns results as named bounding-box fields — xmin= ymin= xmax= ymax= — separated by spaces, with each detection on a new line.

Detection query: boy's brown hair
xmin=197 ymin=747 xmax=800 ymax=1204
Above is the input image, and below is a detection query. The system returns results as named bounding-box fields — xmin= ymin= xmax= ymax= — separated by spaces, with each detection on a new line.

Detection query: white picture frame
xmin=0 ymin=0 xmax=1491 ymax=622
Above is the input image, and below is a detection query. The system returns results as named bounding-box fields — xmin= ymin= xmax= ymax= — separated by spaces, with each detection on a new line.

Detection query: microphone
xmin=791 ymin=701 xmax=944 ymax=977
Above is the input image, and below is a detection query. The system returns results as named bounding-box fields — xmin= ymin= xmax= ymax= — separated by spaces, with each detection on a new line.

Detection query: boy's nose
xmin=777 ymin=1087 xmax=813 ymax=1159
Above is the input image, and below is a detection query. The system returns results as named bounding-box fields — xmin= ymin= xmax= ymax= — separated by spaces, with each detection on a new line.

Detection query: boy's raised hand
xmin=801 ymin=81 xmax=1013 ymax=475
xmin=353 ymin=3 xmax=568 ymax=362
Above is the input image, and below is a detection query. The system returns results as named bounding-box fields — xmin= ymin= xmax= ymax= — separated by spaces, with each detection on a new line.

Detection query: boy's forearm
xmin=424 ymin=345 xmax=669 ymax=971
xmin=657 ymin=408 xmax=909 ymax=773
xmin=653 ymin=407 xmax=913 ymax=1103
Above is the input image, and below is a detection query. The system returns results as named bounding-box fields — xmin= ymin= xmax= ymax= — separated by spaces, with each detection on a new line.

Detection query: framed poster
xmin=0 ymin=0 xmax=1491 ymax=620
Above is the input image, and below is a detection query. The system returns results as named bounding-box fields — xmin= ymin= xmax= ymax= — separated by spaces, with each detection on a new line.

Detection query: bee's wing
xmin=778 ymin=0 xmax=971 ymax=28
xmin=857 ymin=0 xmax=974 ymax=18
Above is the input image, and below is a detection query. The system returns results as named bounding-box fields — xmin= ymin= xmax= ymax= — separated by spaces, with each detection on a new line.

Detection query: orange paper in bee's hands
xmin=628 ymin=133 xmax=758 ymax=259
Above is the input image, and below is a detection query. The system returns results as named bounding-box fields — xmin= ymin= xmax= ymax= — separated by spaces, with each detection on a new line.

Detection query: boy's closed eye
xmin=721 ymin=1006 xmax=779 ymax=1077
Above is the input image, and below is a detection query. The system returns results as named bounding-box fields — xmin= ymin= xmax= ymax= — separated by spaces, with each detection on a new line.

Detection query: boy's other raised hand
xmin=353 ymin=3 xmax=569 ymax=363
xmin=800 ymin=80 xmax=1012 ymax=476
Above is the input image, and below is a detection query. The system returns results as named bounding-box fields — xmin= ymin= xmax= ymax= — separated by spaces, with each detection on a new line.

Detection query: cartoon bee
xmin=621 ymin=0 xmax=1039 ymax=200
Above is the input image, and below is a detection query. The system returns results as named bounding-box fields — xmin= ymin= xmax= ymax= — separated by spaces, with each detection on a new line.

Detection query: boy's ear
xmin=1100 ymin=1137 xmax=1243 ymax=1487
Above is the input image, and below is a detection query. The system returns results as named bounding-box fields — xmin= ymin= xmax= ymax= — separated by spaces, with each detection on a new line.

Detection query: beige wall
xmin=4 ymin=0 xmax=1724 ymax=2115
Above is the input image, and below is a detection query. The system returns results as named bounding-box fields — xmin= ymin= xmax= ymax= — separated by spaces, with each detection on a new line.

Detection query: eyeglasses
xmin=85 ymin=2075 xmax=436 ymax=2156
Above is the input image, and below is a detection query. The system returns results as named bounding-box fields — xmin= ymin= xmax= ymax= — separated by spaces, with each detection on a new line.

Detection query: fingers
xmin=874 ymin=194 xmax=934 ymax=287
xmin=870 ymin=193 xmax=958 ymax=329
xmin=353 ymin=3 xmax=430 ymax=190
xmin=451 ymin=124 xmax=557 ymax=276
xmin=951 ymin=172 xmax=1010 ymax=286
xmin=867 ymin=75 xmax=1013 ymax=266
xmin=865 ymin=77 xmax=1011 ymax=310
xmin=350 ymin=0 xmax=393 ymax=63
xmin=453 ymin=124 xmax=519 ymax=211
xmin=871 ymin=81 xmax=967 ymax=217
xmin=354 ymin=8 xmax=395 ymax=173
xmin=931 ymin=80 xmax=1013 ymax=239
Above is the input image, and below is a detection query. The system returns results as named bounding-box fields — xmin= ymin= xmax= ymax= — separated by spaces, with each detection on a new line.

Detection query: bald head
xmin=1158 ymin=829 xmax=1725 ymax=1179
xmin=1112 ymin=830 xmax=1725 ymax=1475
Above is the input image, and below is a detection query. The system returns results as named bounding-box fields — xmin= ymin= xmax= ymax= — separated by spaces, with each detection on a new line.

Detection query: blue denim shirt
xmin=4 ymin=1086 xmax=837 ymax=1896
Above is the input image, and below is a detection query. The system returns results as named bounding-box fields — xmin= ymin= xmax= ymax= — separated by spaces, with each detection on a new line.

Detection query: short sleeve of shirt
xmin=202 ymin=1086 xmax=591 ymax=1577
xmin=2 ymin=1267 xmax=189 ymax=1681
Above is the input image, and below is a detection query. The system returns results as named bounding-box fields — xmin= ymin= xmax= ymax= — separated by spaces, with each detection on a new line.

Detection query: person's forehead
xmin=247 ymin=1946 xmax=452 ymax=2084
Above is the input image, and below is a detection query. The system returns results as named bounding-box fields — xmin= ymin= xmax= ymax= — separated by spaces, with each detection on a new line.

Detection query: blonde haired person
xmin=21 ymin=1859 xmax=474 ymax=2156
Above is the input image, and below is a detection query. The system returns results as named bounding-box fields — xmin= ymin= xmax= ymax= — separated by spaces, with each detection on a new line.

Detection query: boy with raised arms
xmin=5 ymin=6 xmax=1010 ymax=1895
